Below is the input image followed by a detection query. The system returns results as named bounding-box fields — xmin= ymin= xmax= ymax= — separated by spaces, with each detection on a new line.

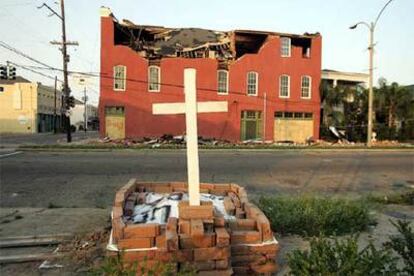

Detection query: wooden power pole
xmin=39 ymin=0 xmax=78 ymax=142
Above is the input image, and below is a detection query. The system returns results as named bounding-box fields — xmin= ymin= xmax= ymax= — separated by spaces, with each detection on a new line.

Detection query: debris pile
xmin=109 ymin=180 xmax=279 ymax=275
xmin=109 ymin=13 xmax=319 ymax=63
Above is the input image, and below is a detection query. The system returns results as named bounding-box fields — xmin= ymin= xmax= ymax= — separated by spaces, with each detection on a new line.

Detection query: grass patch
xmin=90 ymin=255 xmax=196 ymax=276
xmin=367 ymin=191 xmax=414 ymax=205
xmin=257 ymin=196 xmax=374 ymax=236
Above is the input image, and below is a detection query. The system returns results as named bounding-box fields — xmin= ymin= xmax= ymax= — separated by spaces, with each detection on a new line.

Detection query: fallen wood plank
xmin=0 ymin=233 xmax=73 ymax=241
xmin=0 ymin=253 xmax=65 ymax=264
xmin=0 ymin=237 xmax=63 ymax=248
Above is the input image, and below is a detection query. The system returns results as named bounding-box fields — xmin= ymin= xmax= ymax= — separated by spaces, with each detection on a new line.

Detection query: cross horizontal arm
xmin=152 ymin=101 xmax=228 ymax=115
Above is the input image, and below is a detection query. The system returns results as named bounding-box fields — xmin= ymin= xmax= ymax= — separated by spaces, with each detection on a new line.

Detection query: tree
xmin=374 ymin=78 xmax=414 ymax=140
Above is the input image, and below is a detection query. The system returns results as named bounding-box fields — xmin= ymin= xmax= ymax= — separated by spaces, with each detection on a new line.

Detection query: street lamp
xmin=349 ymin=0 xmax=394 ymax=147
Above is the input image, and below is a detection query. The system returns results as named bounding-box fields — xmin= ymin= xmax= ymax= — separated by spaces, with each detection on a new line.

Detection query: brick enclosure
xmin=109 ymin=179 xmax=279 ymax=275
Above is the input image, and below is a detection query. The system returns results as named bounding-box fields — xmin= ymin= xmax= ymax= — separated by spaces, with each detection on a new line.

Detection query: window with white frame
xmin=280 ymin=37 xmax=291 ymax=57
xmin=301 ymin=76 xmax=311 ymax=99
xmin=279 ymin=75 xmax=290 ymax=98
xmin=148 ymin=66 xmax=160 ymax=92
xmin=247 ymin=71 xmax=258 ymax=96
xmin=113 ymin=65 xmax=126 ymax=91
xmin=217 ymin=70 xmax=228 ymax=94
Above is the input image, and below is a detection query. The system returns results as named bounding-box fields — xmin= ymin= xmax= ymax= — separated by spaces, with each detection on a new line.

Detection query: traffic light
xmin=0 ymin=66 xmax=7 ymax=79
xmin=8 ymin=66 xmax=16 ymax=80
xmin=67 ymin=95 xmax=75 ymax=108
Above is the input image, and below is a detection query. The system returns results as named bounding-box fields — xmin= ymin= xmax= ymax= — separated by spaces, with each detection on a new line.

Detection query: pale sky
xmin=0 ymin=0 xmax=413 ymax=105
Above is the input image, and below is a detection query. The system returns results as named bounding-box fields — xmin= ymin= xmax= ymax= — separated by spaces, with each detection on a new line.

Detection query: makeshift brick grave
xmin=107 ymin=179 xmax=279 ymax=275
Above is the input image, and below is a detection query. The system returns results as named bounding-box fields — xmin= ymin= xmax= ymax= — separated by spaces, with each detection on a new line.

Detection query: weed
xmin=385 ymin=220 xmax=414 ymax=275
xmin=287 ymin=236 xmax=399 ymax=275
xmin=367 ymin=191 xmax=414 ymax=205
xmin=257 ymin=196 xmax=374 ymax=236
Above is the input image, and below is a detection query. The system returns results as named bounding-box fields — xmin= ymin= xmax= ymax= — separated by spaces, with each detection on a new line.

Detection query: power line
xmin=9 ymin=62 xmax=63 ymax=83
xmin=0 ymin=41 xmax=56 ymax=69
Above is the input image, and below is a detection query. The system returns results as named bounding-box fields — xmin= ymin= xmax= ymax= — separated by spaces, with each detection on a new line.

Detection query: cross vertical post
xmin=184 ymin=68 xmax=200 ymax=206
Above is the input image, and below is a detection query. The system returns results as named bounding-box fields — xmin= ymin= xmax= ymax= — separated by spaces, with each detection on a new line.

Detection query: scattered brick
xmin=231 ymin=230 xmax=262 ymax=244
xmin=166 ymin=229 xmax=179 ymax=251
xmin=251 ymin=261 xmax=278 ymax=274
xmin=122 ymin=249 xmax=156 ymax=262
xmin=215 ymin=227 xmax=230 ymax=247
xmin=235 ymin=208 xmax=246 ymax=218
xmin=198 ymin=268 xmax=233 ymax=276
xmin=155 ymin=234 xmax=166 ymax=248
xmin=123 ymin=223 xmax=160 ymax=239
xmin=231 ymin=243 xmax=279 ymax=256
xmin=166 ymin=217 xmax=178 ymax=232
xmin=229 ymin=219 xmax=256 ymax=231
xmin=256 ymin=214 xmax=273 ymax=241
xmin=111 ymin=217 xmax=124 ymax=242
xmin=112 ymin=206 xmax=123 ymax=219
xmin=215 ymin=259 xmax=229 ymax=270
xmin=213 ymin=216 xmax=225 ymax=227
xmin=190 ymin=219 xmax=204 ymax=237
xmin=178 ymin=201 xmax=213 ymax=220
xmin=195 ymin=260 xmax=216 ymax=271
xmin=194 ymin=247 xmax=230 ymax=261
xmin=223 ymin=197 xmax=236 ymax=215
xmin=123 ymin=200 xmax=135 ymax=216
xmin=117 ymin=237 xmax=154 ymax=249
xmin=178 ymin=219 xmax=190 ymax=234
xmin=231 ymin=254 xmax=267 ymax=266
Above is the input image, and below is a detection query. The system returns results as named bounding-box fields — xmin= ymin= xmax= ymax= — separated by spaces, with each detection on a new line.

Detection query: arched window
xmin=148 ymin=66 xmax=160 ymax=92
xmin=301 ymin=76 xmax=311 ymax=99
xmin=279 ymin=75 xmax=290 ymax=98
xmin=113 ymin=65 xmax=126 ymax=91
xmin=247 ymin=71 xmax=258 ymax=96
xmin=217 ymin=70 xmax=228 ymax=94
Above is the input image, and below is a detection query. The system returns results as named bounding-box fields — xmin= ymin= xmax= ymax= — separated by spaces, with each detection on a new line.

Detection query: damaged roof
xmin=112 ymin=14 xmax=319 ymax=61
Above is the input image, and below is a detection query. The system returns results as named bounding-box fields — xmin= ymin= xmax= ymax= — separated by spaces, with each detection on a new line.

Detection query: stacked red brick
xmin=110 ymin=179 xmax=278 ymax=275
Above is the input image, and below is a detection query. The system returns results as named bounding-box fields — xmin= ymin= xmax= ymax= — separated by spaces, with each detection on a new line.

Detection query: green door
xmin=241 ymin=111 xmax=262 ymax=141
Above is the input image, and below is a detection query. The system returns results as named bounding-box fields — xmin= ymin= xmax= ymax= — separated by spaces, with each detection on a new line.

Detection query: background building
xmin=0 ymin=77 xmax=63 ymax=133
xmin=99 ymin=7 xmax=322 ymax=143
xmin=70 ymin=98 xmax=99 ymax=131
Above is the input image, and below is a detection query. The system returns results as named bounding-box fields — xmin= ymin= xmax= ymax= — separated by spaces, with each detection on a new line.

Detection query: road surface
xmin=1 ymin=150 xmax=413 ymax=208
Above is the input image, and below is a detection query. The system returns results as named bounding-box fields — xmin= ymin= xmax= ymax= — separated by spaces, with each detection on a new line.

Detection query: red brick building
xmin=99 ymin=7 xmax=322 ymax=142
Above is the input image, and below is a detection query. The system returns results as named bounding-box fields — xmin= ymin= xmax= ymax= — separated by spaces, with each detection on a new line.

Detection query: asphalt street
xmin=1 ymin=150 xmax=413 ymax=209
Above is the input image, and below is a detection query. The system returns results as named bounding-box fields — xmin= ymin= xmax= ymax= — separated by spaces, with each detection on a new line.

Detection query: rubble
xmin=86 ymin=134 xmax=412 ymax=148
xmin=110 ymin=15 xmax=318 ymax=62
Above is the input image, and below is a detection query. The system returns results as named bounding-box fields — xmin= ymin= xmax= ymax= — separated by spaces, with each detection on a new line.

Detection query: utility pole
xmin=350 ymin=0 xmax=394 ymax=147
xmin=39 ymin=0 xmax=78 ymax=143
xmin=84 ymin=86 xmax=87 ymax=132
xmin=54 ymin=76 xmax=57 ymax=134
xmin=263 ymin=92 xmax=267 ymax=142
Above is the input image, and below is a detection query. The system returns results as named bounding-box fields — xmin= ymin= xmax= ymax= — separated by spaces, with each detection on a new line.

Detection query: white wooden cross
xmin=152 ymin=68 xmax=228 ymax=206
